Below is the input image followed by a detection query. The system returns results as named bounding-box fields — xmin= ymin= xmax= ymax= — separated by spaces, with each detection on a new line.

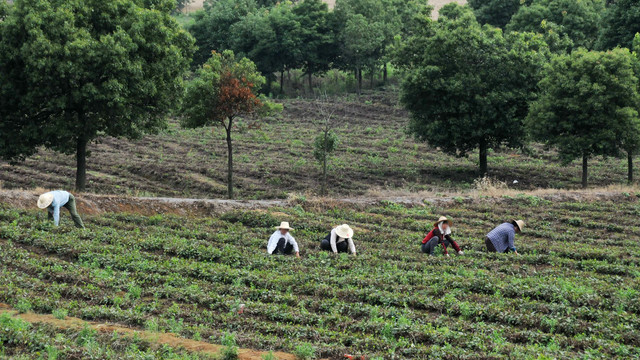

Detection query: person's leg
xmin=273 ymin=238 xmax=287 ymax=255
xmin=336 ymin=241 xmax=349 ymax=253
xmin=425 ymin=237 xmax=440 ymax=256
xmin=320 ymin=238 xmax=332 ymax=251
xmin=283 ymin=242 xmax=294 ymax=255
xmin=421 ymin=242 xmax=430 ymax=253
xmin=485 ymin=237 xmax=496 ymax=252
xmin=64 ymin=194 xmax=85 ymax=228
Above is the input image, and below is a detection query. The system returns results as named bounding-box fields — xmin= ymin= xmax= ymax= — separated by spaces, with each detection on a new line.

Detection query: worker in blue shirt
xmin=485 ymin=220 xmax=524 ymax=255
xmin=37 ymin=190 xmax=85 ymax=228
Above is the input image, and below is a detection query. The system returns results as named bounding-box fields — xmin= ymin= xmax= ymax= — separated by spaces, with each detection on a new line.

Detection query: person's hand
xmin=352 ymin=253 xmax=357 ymax=256
xmin=445 ymin=253 xmax=450 ymax=257
xmin=457 ymin=251 xmax=464 ymax=255
xmin=295 ymin=252 xmax=300 ymax=258
xmin=514 ymin=250 xmax=519 ymax=256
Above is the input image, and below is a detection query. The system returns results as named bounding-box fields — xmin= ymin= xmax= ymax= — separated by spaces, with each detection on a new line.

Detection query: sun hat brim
xmin=37 ymin=193 xmax=54 ymax=209
xmin=434 ymin=216 xmax=451 ymax=228
xmin=335 ymin=225 xmax=354 ymax=239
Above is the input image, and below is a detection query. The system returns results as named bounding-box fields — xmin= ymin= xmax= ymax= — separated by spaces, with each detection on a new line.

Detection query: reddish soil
xmin=0 ymin=303 xmax=296 ymax=360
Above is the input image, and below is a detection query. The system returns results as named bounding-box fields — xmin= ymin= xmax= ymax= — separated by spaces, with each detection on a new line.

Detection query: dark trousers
xmin=272 ymin=238 xmax=294 ymax=255
xmin=421 ymin=236 xmax=456 ymax=255
xmin=485 ymin=237 xmax=497 ymax=253
xmin=48 ymin=194 xmax=85 ymax=228
xmin=320 ymin=238 xmax=349 ymax=253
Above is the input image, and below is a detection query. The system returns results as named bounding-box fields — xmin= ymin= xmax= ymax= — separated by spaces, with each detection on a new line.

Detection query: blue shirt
xmin=46 ymin=190 xmax=70 ymax=226
xmin=486 ymin=223 xmax=517 ymax=253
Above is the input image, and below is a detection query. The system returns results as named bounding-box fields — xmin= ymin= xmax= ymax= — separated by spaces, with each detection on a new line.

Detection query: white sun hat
xmin=335 ymin=224 xmax=354 ymax=239
xmin=276 ymin=221 xmax=294 ymax=230
xmin=37 ymin=192 xmax=54 ymax=209
xmin=513 ymin=220 xmax=525 ymax=232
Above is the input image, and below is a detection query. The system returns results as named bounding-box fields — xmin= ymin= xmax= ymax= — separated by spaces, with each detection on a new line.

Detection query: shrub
xmin=52 ymin=308 xmax=68 ymax=320
xmin=294 ymin=343 xmax=315 ymax=360
xmin=220 ymin=332 xmax=238 ymax=360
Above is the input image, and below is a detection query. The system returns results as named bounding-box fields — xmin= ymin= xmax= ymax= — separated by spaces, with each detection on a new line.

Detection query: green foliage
xmin=526 ymin=48 xmax=640 ymax=187
xmin=293 ymin=343 xmax=315 ymax=360
xmin=596 ymin=0 xmax=640 ymax=50
xmin=220 ymin=332 xmax=239 ymax=360
xmin=397 ymin=4 xmax=549 ymax=174
xmin=468 ymin=0 xmax=522 ymax=28
xmin=261 ymin=351 xmax=277 ymax=360
xmin=313 ymin=131 xmax=339 ymax=164
xmin=52 ymin=308 xmax=68 ymax=320
xmin=507 ymin=0 xmax=605 ymax=50
xmin=0 ymin=0 xmax=195 ymax=191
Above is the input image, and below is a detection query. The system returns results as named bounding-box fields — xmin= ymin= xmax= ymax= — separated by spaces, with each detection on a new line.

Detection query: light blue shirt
xmin=46 ymin=190 xmax=70 ymax=226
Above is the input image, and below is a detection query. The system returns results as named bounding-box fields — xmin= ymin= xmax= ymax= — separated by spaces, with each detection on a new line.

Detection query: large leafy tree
xmin=468 ymin=0 xmax=522 ymax=28
xmin=397 ymin=4 xmax=548 ymax=175
xmin=190 ymin=0 xmax=258 ymax=66
xmin=507 ymin=0 xmax=605 ymax=50
xmin=0 ymin=0 xmax=194 ymax=191
xmin=527 ymin=48 xmax=640 ymax=187
xmin=596 ymin=0 xmax=640 ymax=50
xmin=181 ymin=50 xmax=279 ymax=199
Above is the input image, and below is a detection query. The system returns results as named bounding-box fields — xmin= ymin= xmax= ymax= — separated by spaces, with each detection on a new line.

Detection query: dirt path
xmin=1 ymin=189 xmax=635 ymax=218
xmin=0 ymin=304 xmax=296 ymax=360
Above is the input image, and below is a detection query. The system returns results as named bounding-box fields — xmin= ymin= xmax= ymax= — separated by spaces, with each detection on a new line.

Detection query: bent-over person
xmin=320 ymin=224 xmax=356 ymax=255
xmin=485 ymin=220 xmax=524 ymax=255
xmin=267 ymin=222 xmax=300 ymax=257
xmin=421 ymin=216 xmax=463 ymax=256
xmin=37 ymin=190 xmax=85 ymax=228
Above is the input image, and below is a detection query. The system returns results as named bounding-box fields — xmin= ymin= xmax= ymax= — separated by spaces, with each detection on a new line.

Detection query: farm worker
xmin=485 ymin=220 xmax=524 ymax=255
xmin=320 ymin=224 xmax=357 ymax=255
xmin=421 ymin=216 xmax=463 ymax=256
xmin=37 ymin=190 xmax=85 ymax=228
xmin=267 ymin=222 xmax=300 ymax=258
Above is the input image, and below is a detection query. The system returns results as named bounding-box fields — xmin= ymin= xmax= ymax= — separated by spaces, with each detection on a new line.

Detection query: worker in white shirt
xmin=320 ymin=224 xmax=357 ymax=255
xmin=267 ymin=222 xmax=300 ymax=258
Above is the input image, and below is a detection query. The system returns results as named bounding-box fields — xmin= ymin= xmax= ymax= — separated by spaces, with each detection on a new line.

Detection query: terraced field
xmin=1 ymin=194 xmax=639 ymax=358
xmin=1 ymin=94 xmax=637 ymax=199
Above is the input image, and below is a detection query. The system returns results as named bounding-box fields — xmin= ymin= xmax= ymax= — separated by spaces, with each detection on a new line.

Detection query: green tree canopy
xmin=507 ymin=0 xmax=605 ymax=50
xmin=397 ymin=4 xmax=549 ymax=175
xmin=0 ymin=0 xmax=194 ymax=191
xmin=468 ymin=0 xmax=522 ymax=28
xmin=190 ymin=0 xmax=258 ymax=66
xmin=596 ymin=0 xmax=640 ymax=50
xmin=526 ymin=48 xmax=640 ymax=187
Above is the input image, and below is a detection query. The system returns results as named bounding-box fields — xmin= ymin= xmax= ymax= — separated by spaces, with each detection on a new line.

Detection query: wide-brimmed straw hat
xmin=276 ymin=221 xmax=294 ymax=230
xmin=335 ymin=224 xmax=354 ymax=239
xmin=434 ymin=216 xmax=451 ymax=227
xmin=513 ymin=219 xmax=525 ymax=231
xmin=37 ymin=193 xmax=54 ymax=209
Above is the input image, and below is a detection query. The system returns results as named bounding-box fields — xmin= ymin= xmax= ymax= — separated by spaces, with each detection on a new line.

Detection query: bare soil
xmin=0 ymin=304 xmax=296 ymax=360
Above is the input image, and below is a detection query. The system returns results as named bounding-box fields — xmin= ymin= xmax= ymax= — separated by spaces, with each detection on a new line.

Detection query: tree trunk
xmin=356 ymin=67 xmax=362 ymax=96
xmin=75 ymin=136 xmax=88 ymax=192
xmin=308 ymin=72 xmax=314 ymax=96
xmin=383 ymin=63 xmax=388 ymax=85
xmin=322 ymin=155 xmax=327 ymax=195
xmin=628 ymin=151 xmax=633 ymax=183
xmin=479 ymin=138 xmax=488 ymax=176
xmin=370 ymin=70 xmax=374 ymax=88
xmin=582 ymin=154 xmax=588 ymax=189
xmin=280 ymin=71 xmax=284 ymax=95
xmin=226 ymin=122 xmax=234 ymax=199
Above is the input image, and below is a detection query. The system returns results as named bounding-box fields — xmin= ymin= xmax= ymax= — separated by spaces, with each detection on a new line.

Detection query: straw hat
xmin=433 ymin=216 xmax=451 ymax=227
xmin=513 ymin=220 xmax=525 ymax=232
xmin=37 ymin=193 xmax=54 ymax=209
xmin=335 ymin=224 xmax=354 ymax=239
xmin=276 ymin=221 xmax=294 ymax=230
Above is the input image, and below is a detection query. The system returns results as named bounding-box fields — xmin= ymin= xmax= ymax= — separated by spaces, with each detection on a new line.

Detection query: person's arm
xmin=330 ymin=229 xmax=338 ymax=253
xmin=52 ymin=204 xmax=61 ymax=226
xmin=266 ymin=232 xmax=278 ymax=254
xmin=289 ymin=234 xmax=300 ymax=258
xmin=508 ymin=230 xmax=517 ymax=254
xmin=348 ymin=238 xmax=356 ymax=255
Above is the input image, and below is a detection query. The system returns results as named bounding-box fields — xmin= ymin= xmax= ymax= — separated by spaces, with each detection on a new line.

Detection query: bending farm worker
xmin=37 ymin=190 xmax=85 ymax=228
xmin=267 ymin=222 xmax=300 ymax=258
xmin=485 ymin=220 xmax=524 ymax=255
xmin=421 ymin=216 xmax=463 ymax=256
xmin=320 ymin=224 xmax=357 ymax=255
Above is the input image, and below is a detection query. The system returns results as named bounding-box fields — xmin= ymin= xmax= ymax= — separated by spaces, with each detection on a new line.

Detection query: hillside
xmin=1 ymin=93 xmax=636 ymax=199
xmin=1 ymin=193 xmax=639 ymax=358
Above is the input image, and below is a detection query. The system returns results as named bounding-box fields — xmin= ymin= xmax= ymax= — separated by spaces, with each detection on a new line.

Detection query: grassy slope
xmin=0 ymin=93 xmax=636 ymax=199
xmin=0 ymin=196 xmax=639 ymax=358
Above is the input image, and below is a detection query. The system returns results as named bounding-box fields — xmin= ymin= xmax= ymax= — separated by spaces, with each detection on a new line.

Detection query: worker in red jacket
xmin=421 ymin=216 xmax=463 ymax=257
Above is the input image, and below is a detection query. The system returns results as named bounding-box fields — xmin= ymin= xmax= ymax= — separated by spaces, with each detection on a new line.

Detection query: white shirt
xmin=330 ymin=228 xmax=356 ymax=254
xmin=267 ymin=230 xmax=299 ymax=254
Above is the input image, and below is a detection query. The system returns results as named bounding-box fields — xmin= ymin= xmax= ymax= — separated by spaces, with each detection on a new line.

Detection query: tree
xmin=468 ymin=0 xmax=522 ymax=28
xmin=397 ymin=4 xmax=548 ymax=175
xmin=190 ymin=0 xmax=258 ymax=66
xmin=507 ymin=0 xmax=605 ymax=50
xmin=181 ymin=50 xmax=280 ymax=199
xmin=0 ymin=0 xmax=194 ymax=191
xmin=526 ymin=48 xmax=640 ymax=188
xmin=596 ymin=0 xmax=640 ymax=50
xmin=311 ymin=96 xmax=341 ymax=195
